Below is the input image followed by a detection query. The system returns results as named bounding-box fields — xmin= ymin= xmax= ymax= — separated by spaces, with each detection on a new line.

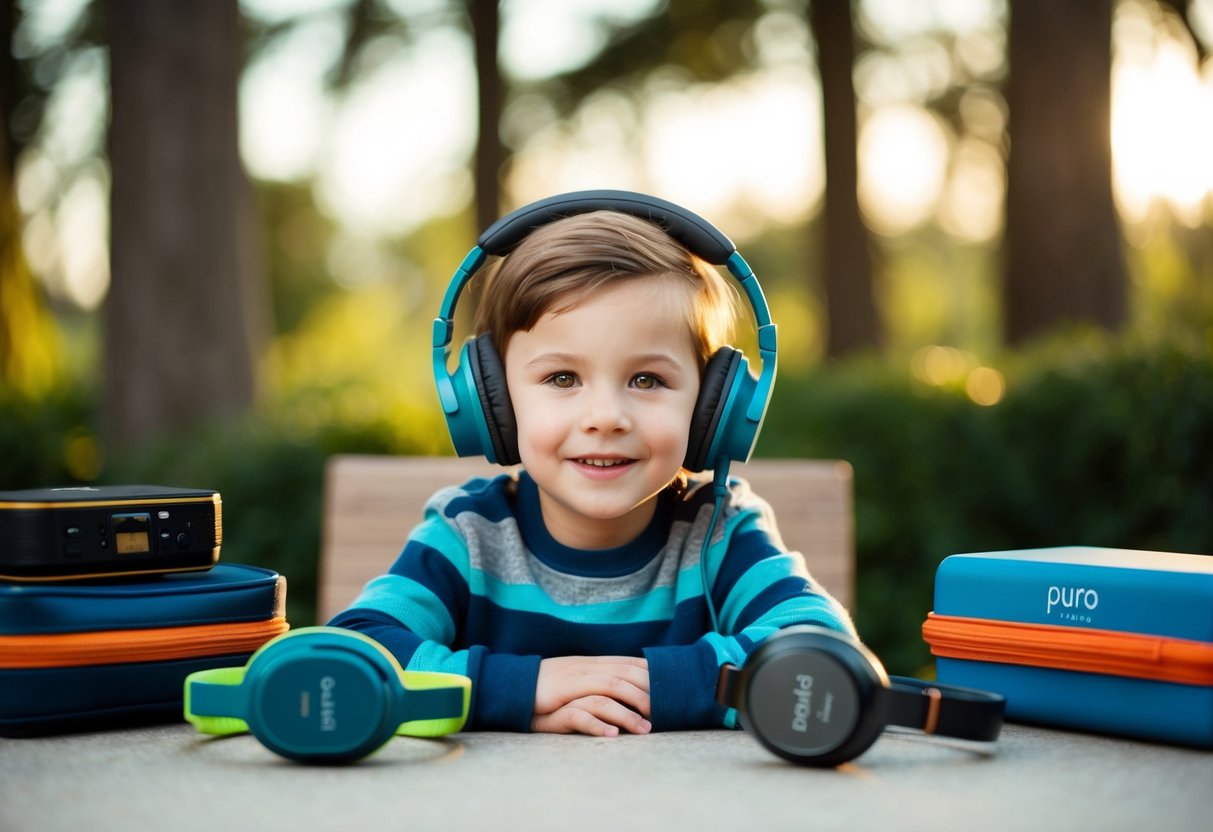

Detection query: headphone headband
xmin=184 ymin=627 xmax=469 ymax=763
xmin=883 ymin=677 xmax=1005 ymax=741
xmin=477 ymin=189 xmax=737 ymax=263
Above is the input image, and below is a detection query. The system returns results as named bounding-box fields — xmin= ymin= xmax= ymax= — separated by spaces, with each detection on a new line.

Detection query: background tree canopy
xmin=2 ymin=0 xmax=1211 ymax=671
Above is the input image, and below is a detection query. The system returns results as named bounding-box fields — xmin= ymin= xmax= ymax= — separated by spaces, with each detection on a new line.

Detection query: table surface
xmin=2 ymin=721 xmax=1210 ymax=832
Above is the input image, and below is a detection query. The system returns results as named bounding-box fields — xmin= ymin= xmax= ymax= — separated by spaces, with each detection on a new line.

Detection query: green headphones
xmin=184 ymin=627 xmax=470 ymax=763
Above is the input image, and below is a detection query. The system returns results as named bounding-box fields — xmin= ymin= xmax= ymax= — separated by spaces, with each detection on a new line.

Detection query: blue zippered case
xmin=1 ymin=563 xmax=289 ymax=736
xmin=922 ymin=546 xmax=1213 ymax=748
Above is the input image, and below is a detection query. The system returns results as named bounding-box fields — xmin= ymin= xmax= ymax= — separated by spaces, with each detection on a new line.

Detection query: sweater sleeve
xmin=327 ymin=501 xmax=541 ymax=732
xmin=644 ymin=492 xmax=856 ymax=731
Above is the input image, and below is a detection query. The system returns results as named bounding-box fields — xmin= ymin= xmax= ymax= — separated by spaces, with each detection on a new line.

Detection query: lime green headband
xmin=185 ymin=626 xmax=469 ymax=762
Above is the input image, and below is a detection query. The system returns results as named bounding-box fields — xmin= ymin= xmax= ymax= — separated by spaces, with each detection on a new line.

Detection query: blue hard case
xmin=924 ymin=546 xmax=1213 ymax=748
xmin=0 ymin=563 xmax=288 ymax=736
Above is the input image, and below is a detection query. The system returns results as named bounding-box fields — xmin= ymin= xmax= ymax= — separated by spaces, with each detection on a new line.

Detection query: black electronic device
xmin=717 ymin=625 xmax=1005 ymax=766
xmin=0 ymin=485 xmax=221 ymax=581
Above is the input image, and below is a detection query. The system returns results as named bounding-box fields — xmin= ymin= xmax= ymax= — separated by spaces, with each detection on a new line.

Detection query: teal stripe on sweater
xmin=716 ymin=553 xmax=807 ymax=627
xmin=404 ymin=640 xmax=470 ymax=677
xmin=722 ymin=594 xmax=850 ymax=647
xmin=699 ymin=506 xmax=770 ymax=584
xmin=701 ymin=596 xmax=852 ymax=667
xmin=702 ymin=630 xmax=750 ymax=667
xmin=351 ymin=574 xmax=457 ymax=643
xmin=411 ymin=515 xmax=472 ymax=574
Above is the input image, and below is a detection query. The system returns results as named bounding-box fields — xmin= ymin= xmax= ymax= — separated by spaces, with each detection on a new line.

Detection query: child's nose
xmin=580 ymin=386 xmax=632 ymax=433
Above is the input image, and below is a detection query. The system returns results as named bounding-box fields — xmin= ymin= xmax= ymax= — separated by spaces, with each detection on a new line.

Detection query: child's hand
xmin=531 ymin=655 xmax=651 ymax=737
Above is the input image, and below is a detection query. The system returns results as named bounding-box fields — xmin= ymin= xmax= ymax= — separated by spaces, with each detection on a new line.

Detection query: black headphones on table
xmin=431 ymin=190 xmax=777 ymax=475
xmin=717 ymin=626 xmax=1005 ymax=766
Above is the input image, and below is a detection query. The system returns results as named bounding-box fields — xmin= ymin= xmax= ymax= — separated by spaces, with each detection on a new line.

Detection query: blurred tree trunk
xmin=1157 ymin=0 xmax=1207 ymax=60
xmin=810 ymin=0 xmax=879 ymax=357
xmin=1004 ymin=0 xmax=1127 ymax=344
xmin=469 ymin=0 xmax=502 ymax=233
xmin=1 ymin=0 xmax=62 ymax=393
xmin=105 ymin=0 xmax=266 ymax=446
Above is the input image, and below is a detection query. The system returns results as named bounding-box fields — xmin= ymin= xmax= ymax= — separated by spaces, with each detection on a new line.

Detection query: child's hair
xmin=472 ymin=211 xmax=739 ymax=367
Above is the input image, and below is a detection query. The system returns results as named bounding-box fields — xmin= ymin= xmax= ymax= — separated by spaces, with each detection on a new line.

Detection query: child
xmin=329 ymin=204 xmax=855 ymax=736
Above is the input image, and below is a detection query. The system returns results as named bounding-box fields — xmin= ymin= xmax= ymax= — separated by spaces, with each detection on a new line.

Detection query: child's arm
xmin=643 ymin=498 xmax=856 ymax=731
xmin=327 ymin=512 xmax=542 ymax=731
xmin=328 ymin=598 xmax=541 ymax=732
xmin=332 ymin=583 xmax=653 ymax=735
xmin=329 ymin=506 xmax=654 ymax=735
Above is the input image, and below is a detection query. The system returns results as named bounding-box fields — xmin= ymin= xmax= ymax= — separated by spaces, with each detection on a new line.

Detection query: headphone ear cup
xmin=738 ymin=626 xmax=888 ymax=766
xmin=685 ymin=348 xmax=742 ymax=472
xmin=244 ymin=634 xmax=398 ymax=763
xmin=467 ymin=334 xmax=520 ymax=466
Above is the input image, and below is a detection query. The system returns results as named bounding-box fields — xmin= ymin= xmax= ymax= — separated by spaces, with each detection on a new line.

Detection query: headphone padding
xmin=467 ymin=334 xmax=520 ymax=466
xmin=685 ymin=348 xmax=742 ymax=472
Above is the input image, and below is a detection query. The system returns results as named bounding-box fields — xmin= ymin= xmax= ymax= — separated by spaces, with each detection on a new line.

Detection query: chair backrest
xmin=317 ymin=455 xmax=854 ymax=624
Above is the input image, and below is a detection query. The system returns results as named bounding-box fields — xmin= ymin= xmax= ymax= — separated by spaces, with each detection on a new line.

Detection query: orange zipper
xmin=923 ymin=613 xmax=1213 ymax=686
xmin=0 ymin=617 xmax=289 ymax=669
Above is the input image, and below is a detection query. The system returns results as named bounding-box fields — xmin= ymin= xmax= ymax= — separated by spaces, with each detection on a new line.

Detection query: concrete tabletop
xmin=2 ymin=722 xmax=1210 ymax=831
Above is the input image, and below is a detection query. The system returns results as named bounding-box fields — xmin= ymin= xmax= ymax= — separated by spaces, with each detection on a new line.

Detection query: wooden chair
xmin=317 ymin=455 xmax=854 ymax=624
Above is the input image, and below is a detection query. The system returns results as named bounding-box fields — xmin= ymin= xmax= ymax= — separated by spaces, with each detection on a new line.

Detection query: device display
xmin=0 ymin=485 xmax=221 ymax=581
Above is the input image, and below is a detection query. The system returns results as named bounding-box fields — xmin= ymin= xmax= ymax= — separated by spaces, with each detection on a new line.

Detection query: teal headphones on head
xmin=184 ymin=627 xmax=469 ymax=763
xmin=431 ymin=190 xmax=778 ymax=475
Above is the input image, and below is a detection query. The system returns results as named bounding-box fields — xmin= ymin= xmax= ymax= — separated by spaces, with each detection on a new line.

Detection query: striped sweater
xmin=328 ymin=469 xmax=855 ymax=731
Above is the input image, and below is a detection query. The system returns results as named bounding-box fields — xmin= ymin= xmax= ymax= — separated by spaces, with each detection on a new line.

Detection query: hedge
xmin=3 ymin=335 xmax=1210 ymax=672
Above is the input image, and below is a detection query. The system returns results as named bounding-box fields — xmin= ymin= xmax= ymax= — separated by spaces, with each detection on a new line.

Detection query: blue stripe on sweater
xmin=730 ymin=575 xmax=818 ymax=631
xmin=709 ymin=522 xmax=782 ymax=601
xmin=442 ymin=478 xmax=515 ymax=523
xmin=462 ymin=594 xmax=710 ymax=657
xmin=408 ymin=516 xmax=471 ymax=574
xmin=717 ymin=554 xmax=807 ymax=628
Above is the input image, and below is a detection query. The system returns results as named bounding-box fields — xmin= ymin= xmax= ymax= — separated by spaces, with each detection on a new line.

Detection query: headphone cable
xmin=700 ymin=461 xmax=732 ymax=634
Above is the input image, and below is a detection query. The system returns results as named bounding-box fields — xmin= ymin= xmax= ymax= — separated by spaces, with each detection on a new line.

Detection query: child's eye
xmin=631 ymin=373 xmax=664 ymax=390
xmin=545 ymin=372 xmax=578 ymax=389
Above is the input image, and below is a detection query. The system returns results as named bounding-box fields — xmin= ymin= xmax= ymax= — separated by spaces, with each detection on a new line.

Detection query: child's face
xmin=504 ymin=278 xmax=702 ymax=550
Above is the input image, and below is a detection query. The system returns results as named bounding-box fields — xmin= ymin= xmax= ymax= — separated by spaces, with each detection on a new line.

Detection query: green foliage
xmin=760 ymin=332 xmax=1213 ymax=673
xmin=0 ymin=384 xmax=95 ymax=488
xmin=4 ymin=336 xmax=1211 ymax=673
xmin=0 ymin=383 xmax=426 ymax=627
xmin=98 ymin=408 xmax=431 ymax=628
xmin=258 ymin=182 xmax=343 ymax=335
xmin=532 ymin=0 xmax=771 ymax=116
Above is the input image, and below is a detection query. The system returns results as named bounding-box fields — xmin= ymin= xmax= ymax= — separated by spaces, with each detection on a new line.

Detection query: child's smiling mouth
xmin=570 ymin=457 xmax=637 ymax=478
xmin=574 ymin=457 xmax=633 ymax=468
